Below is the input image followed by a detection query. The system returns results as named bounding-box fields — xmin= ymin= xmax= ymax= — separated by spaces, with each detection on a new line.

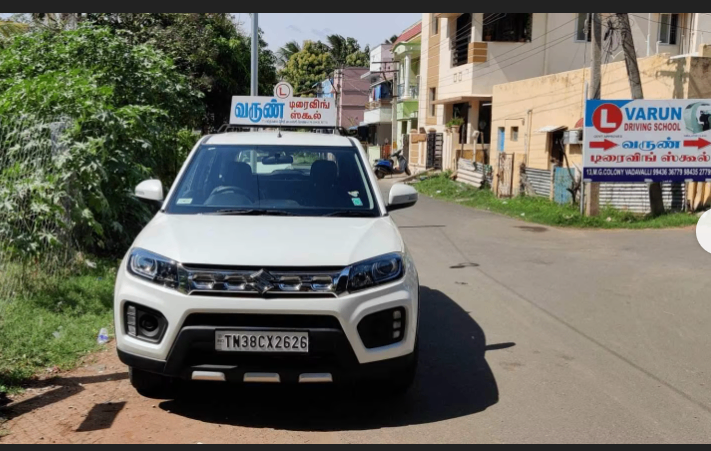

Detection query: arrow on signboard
xmin=683 ymin=138 xmax=711 ymax=150
xmin=590 ymin=140 xmax=618 ymax=151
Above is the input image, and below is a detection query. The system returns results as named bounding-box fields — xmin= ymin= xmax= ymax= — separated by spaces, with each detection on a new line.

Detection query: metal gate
xmin=497 ymin=153 xmax=514 ymax=198
xmin=427 ymin=132 xmax=443 ymax=170
xmin=554 ymin=167 xmax=574 ymax=205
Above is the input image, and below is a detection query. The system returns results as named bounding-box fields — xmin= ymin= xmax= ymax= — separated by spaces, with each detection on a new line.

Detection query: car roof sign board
xmin=584 ymin=99 xmax=711 ymax=183
xmin=230 ymin=82 xmax=337 ymax=128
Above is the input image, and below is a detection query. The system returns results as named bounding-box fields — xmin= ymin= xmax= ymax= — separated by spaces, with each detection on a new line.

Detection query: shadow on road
xmin=159 ymin=287 xmax=500 ymax=432
xmin=1 ymin=372 xmax=128 ymax=420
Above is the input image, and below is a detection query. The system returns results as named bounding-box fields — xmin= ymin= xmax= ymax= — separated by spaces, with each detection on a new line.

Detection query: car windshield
xmin=166 ymin=144 xmax=380 ymax=217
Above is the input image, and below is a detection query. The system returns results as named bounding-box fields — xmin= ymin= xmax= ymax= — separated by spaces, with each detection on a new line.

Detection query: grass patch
xmin=414 ymin=174 xmax=699 ymax=229
xmin=0 ymin=262 xmax=116 ymax=394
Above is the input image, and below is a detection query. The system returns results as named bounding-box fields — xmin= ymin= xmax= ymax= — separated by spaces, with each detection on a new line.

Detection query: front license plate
xmin=216 ymin=331 xmax=309 ymax=354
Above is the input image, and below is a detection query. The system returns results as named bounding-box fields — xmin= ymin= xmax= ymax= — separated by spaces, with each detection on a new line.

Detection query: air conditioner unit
xmin=565 ymin=130 xmax=582 ymax=145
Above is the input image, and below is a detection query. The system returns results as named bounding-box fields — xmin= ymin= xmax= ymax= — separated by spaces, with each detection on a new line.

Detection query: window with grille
xmin=452 ymin=14 xmax=473 ymax=67
xmin=575 ymin=13 xmax=591 ymax=42
xmin=483 ymin=13 xmax=532 ymax=43
xmin=659 ymin=13 xmax=679 ymax=45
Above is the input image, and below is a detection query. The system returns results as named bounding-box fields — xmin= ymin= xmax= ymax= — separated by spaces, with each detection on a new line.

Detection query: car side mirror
xmin=135 ymin=179 xmax=164 ymax=208
xmin=387 ymin=183 xmax=418 ymax=213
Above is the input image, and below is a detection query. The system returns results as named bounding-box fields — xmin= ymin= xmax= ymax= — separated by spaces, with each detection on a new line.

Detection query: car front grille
xmin=178 ymin=265 xmax=350 ymax=297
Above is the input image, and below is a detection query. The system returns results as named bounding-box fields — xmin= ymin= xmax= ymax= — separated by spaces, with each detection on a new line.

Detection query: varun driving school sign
xmin=229 ymin=82 xmax=337 ymax=128
xmin=584 ymin=99 xmax=711 ymax=182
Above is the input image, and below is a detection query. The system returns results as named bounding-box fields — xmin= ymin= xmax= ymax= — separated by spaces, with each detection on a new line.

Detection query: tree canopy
xmin=278 ymin=34 xmax=370 ymax=96
xmin=9 ymin=13 xmax=279 ymax=131
xmin=0 ymin=25 xmax=201 ymax=255
xmin=81 ymin=13 xmax=279 ymax=131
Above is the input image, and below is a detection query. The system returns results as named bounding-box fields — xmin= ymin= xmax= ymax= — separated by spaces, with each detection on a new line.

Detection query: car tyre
xmin=368 ymin=340 xmax=419 ymax=398
xmin=129 ymin=367 xmax=175 ymax=399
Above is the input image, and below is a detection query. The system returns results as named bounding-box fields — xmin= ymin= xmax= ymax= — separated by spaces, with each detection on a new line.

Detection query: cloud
xmin=311 ymin=28 xmax=335 ymax=38
xmin=286 ymin=25 xmax=302 ymax=34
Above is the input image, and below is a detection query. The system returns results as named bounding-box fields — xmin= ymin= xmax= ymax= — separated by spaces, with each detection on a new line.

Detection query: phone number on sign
xmin=586 ymin=168 xmax=711 ymax=177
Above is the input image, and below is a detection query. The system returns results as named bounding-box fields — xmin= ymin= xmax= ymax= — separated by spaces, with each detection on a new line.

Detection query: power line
xmin=431 ymin=30 xmax=578 ymax=93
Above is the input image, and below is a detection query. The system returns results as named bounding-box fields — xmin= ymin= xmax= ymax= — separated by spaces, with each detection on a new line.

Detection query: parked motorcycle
xmin=374 ymin=150 xmax=412 ymax=180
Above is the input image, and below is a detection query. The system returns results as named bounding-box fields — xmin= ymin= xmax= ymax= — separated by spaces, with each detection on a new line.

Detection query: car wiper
xmin=323 ymin=211 xmax=378 ymax=218
xmin=206 ymin=209 xmax=296 ymax=217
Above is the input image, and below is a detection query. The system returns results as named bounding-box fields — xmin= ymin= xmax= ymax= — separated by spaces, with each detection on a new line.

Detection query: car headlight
xmin=348 ymin=253 xmax=404 ymax=293
xmin=128 ymin=248 xmax=180 ymax=290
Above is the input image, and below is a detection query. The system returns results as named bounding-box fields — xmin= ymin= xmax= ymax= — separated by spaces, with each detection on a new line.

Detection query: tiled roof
xmin=394 ymin=22 xmax=422 ymax=45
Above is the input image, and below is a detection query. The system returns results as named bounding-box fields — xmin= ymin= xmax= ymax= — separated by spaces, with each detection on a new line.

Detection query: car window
xmin=166 ymin=145 xmax=379 ymax=217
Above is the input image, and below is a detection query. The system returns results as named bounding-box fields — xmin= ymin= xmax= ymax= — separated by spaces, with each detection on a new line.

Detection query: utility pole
xmin=334 ymin=67 xmax=342 ymax=133
xmin=585 ymin=13 xmax=602 ymax=216
xmin=618 ymin=13 xmax=644 ymax=100
xmin=250 ymin=13 xmax=259 ymax=97
xmin=250 ymin=13 xmax=259 ymax=170
xmin=591 ymin=13 xmax=602 ymax=101
xmin=617 ymin=13 xmax=665 ymax=216
xmin=392 ymin=64 xmax=398 ymax=153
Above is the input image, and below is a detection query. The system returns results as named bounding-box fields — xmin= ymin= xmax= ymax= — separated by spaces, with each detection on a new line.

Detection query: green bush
xmin=0 ymin=26 xmax=202 ymax=257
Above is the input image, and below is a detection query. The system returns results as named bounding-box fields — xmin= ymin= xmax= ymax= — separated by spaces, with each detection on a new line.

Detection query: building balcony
xmin=365 ymin=99 xmax=392 ymax=111
xmin=364 ymin=105 xmax=393 ymax=125
xmin=397 ymin=84 xmax=420 ymax=100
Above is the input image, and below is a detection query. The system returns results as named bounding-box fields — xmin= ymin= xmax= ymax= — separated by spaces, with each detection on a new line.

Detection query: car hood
xmin=132 ymin=213 xmax=404 ymax=267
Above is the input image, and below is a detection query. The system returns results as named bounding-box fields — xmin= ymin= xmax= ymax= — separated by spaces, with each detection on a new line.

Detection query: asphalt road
xmin=377 ymin=178 xmax=711 ymax=443
xmin=3 ymin=179 xmax=709 ymax=444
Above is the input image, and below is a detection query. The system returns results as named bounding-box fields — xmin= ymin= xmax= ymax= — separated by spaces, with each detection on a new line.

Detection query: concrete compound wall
xmin=491 ymin=53 xmax=711 ymax=174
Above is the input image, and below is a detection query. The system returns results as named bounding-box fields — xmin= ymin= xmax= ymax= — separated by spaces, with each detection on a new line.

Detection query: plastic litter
xmin=97 ymin=328 xmax=110 ymax=345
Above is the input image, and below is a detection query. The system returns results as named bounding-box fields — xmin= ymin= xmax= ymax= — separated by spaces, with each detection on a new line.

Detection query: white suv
xmin=115 ymin=131 xmax=420 ymax=397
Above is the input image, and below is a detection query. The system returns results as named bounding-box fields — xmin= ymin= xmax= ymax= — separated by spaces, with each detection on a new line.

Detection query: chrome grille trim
xmin=176 ymin=265 xmax=350 ymax=297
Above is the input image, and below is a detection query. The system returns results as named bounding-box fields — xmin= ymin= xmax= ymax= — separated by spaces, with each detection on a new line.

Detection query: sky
xmin=235 ymin=13 xmax=422 ymax=51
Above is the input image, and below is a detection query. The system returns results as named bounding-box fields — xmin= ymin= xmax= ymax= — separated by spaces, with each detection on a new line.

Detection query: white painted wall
xmin=364 ymin=107 xmax=393 ymax=125
xmin=370 ymin=44 xmax=394 ymax=73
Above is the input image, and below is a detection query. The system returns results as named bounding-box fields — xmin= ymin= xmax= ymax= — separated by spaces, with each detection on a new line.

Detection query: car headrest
xmin=224 ymin=162 xmax=253 ymax=186
xmin=311 ymin=161 xmax=337 ymax=186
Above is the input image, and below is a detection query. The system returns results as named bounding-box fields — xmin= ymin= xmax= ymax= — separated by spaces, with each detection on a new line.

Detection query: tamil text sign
xmin=584 ymin=99 xmax=711 ymax=182
xmin=229 ymin=82 xmax=336 ymax=128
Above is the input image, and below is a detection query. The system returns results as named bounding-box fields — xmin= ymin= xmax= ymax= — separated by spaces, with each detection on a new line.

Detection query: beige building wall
xmin=491 ymin=52 xmax=711 ymax=174
xmin=419 ymin=13 xmax=701 ymax=137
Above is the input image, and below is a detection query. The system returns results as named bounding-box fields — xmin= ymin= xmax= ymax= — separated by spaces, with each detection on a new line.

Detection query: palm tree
xmin=277 ymin=40 xmax=301 ymax=65
xmin=326 ymin=34 xmax=348 ymax=66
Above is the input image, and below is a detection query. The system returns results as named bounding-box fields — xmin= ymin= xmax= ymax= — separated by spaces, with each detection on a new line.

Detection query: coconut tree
xmin=277 ymin=40 xmax=301 ymax=65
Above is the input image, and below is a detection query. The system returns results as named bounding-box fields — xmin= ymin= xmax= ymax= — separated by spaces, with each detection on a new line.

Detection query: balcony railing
xmin=365 ymin=99 xmax=392 ymax=110
xmin=397 ymin=84 xmax=419 ymax=100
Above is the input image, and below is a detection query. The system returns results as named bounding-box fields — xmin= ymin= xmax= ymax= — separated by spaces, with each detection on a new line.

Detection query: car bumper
xmin=114 ymin=256 xmax=419 ymax=382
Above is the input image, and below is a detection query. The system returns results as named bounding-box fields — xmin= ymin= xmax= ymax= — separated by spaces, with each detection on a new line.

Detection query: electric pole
xmin=616 ymin=13 xmax=664 ymax=216
xmin=250 ymin=13 xmax=259 ymax=169
xmin=250 ymin=13 xmax=259 ymax=97
xmin=618 ymin=13 xmax=644 ymax=100
xmin=392 ymin=64 xmax=398 ymax=153
xmin=591 ymin=13 xmax=602 ymax=101
xmin=586 ymin=13 xmax=603 ymax=216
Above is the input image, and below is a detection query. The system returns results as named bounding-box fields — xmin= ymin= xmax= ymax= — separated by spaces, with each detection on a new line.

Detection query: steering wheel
xmin=209 ymin=186 xmax=256 ymax=203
